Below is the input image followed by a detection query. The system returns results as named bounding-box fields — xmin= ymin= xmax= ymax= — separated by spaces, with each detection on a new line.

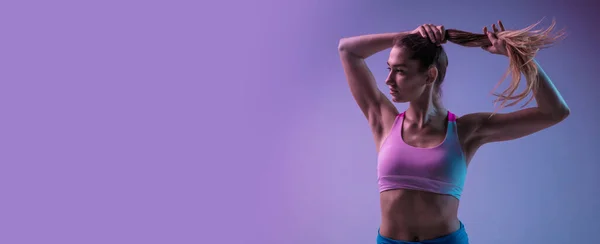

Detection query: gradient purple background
xmin=1 ymin=0 xmax=598 ymax=243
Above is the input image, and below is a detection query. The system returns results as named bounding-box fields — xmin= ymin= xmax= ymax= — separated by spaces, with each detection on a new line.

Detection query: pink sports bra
xmin=377 ymin=111 xmax=467 ymax=199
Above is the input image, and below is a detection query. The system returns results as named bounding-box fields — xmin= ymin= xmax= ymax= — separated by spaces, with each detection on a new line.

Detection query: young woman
xmin=337 ymin=20 xmax=569 ymax=244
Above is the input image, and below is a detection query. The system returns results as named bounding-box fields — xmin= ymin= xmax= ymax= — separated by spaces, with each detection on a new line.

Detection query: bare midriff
xmin=379 ymin=188 xmax=461 ymax=242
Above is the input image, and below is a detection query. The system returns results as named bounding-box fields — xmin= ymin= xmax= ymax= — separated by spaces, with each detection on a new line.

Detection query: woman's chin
xmin=391 ymin=96 xmax=407 ymax=103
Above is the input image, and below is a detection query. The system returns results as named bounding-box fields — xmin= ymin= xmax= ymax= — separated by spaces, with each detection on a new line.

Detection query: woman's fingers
xmin=423 ymin=24 xmax=437 ymax=43
xmin=498 ymin=20 xmax=505 ymax=31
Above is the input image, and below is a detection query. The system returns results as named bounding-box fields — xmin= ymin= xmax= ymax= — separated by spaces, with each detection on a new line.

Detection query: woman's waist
xmin=379 ymin=189 xmax=459 ymax=230
xmin=378 ymin=218 xmax=463 ymax=243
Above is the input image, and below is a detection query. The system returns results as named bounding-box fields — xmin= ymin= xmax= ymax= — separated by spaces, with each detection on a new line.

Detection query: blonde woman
xmin=337 ymin=20 xmax=569 ymax=244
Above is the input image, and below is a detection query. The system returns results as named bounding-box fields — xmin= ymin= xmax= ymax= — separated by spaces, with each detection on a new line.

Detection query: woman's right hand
xmin=411 ymin=24 xmax=446 ymax=45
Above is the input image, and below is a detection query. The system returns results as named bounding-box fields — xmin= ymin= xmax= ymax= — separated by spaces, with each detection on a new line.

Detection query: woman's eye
xmin=387 ymin=67 xmax=404 ymax=74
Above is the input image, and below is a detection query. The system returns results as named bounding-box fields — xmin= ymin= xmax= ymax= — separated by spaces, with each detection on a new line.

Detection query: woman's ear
xmin=426 ymin=66 xmax=438 ymax=85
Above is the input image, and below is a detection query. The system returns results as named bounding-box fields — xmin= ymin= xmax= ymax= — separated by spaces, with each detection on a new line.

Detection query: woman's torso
xmin=375 ymin=111 xmax=477 ymax=242
xmin=379 ymin=189 xmax=460 ymax=241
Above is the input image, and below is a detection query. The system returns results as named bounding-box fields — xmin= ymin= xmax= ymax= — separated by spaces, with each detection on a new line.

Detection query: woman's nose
xmin=385 ymin=77 xmax=393 ymax=85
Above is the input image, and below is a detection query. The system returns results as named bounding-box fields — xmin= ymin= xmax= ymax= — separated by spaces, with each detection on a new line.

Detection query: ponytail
xmin=445 ymin=18 xmax=566 ymax=112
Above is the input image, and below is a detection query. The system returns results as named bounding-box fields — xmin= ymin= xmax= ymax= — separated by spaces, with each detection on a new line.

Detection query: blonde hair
xmin=446 ymin=18 xmax=566 ymax=112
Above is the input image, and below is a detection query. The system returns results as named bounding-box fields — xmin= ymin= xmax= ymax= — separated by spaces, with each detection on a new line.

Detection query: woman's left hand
xmin=482 ymin=20 xmax=509 ymax=56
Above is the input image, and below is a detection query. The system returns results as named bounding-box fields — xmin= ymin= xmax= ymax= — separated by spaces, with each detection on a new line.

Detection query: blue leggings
xmin=377 ymin=222 xmax=469 ymax=244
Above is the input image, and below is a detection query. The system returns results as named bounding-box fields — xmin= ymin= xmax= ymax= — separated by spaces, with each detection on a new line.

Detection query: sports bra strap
xmin=448 ymin=111 xmax=456 ymax=122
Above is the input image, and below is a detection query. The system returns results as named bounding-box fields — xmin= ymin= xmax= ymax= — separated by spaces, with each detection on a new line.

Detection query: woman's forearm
xmin=532 ymin=59 xmax=570 ymax=118
xmin=338 ymin=32 xmax=410 ymax=59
